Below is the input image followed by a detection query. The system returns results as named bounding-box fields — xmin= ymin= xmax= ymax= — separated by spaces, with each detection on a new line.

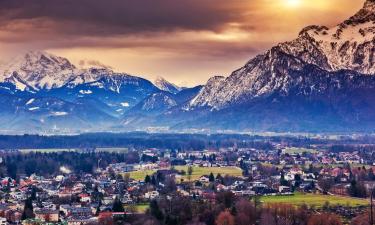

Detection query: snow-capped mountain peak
xmin=189 ymin=0 xmax=375 ymax=110
xmin=281 ymin=0 xmax=375 ymax=75
xmin=0 ymin=51 xmax=156 ymax=95
xmin=0 ymin=51 xmax=77 ymax=90
xmin=346 ymin=0 xmax=375 ymax=24
xmin=154 ymin=76 xmax=181 ymax=94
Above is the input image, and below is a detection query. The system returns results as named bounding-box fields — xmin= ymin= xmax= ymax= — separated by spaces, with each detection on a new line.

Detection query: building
xmin=144 ymin=191 xmax=159 ymax=200
xmin=0 ymin=217 xmax=7 ymax=225
xmin=34 ymin=209 xmax=59 ymax=222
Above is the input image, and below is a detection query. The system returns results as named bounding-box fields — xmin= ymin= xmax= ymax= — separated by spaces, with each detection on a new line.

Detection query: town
xmin=0 ymin=138 xmax=374 ymax=225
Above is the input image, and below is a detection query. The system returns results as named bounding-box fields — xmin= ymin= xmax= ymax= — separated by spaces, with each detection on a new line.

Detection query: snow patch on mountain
xmin=26 ymin=99 xmax=35 ymax=105
xmin=0 ymin=51 xmax=77 ymax=90
xmin=189 ymin=0 xmax=375 ymax=110
xmin=52 ymin=112 xmax=68 ymax=116
xmin=0 ymin=52 xmax=157 ymax=96
xmin=141 ymin=93 xmax=177 ymax=111
xmin=28 ymin=107 xmax=39 ymax=111
xmin=154 ymin=76 xmax=181 ymax=94
xmin=121 ymin=102 xmax=130 ymax=107
xmin=79 ymin=90 xmax=93 ymax=95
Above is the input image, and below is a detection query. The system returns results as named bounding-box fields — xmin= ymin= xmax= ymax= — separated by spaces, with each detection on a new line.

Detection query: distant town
xmin=0 ymin=134 xmax=374 ymax=225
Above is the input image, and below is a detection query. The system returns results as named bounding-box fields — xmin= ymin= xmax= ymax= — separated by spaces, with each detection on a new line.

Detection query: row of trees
xmin=137 ymin=193 xmax=346 ymax=225
xmin=0 ymin=133 xmax=276 ymax=150
xmin=0 ymin=151 xmax=140 ymax=179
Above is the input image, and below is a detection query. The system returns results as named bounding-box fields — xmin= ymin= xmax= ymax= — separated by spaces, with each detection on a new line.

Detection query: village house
xmin=34 ymin=209 xmax=59 ymax=222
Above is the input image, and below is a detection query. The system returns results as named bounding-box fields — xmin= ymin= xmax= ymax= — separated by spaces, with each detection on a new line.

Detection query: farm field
xmin=20 ymin=148 xmax=76 ymax=153
xmin=126 ymin=166 xmax=243 ymax=181
xmin=260 ymin=192 xmax=369 ymax=208
xmin=124 ymin=203 xmax=149 ymax=213
xmin=284 ymin=147 xmax=318 ymax=154
xmin=174 ymin=166 xmax=243 ymax=181
xmin=127 ymin=170 xmax=157 ymax=180
xmin=95 ymin=148 xmax=128 ymax=153
xmin=134 ymin=204 xmax=149 ymax=213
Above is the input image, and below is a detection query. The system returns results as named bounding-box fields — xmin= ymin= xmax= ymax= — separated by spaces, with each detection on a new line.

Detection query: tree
xmin=150 ymin=200 xmax=164 ymax=221
xmin=318 ymin=177 xmax=334 ymax=194
xmin=151 ymin=176 xmax=157 ymax=186
xmin=308 ymin=213 xmax=342 ymax=225
xmin=6 ymin=161 xmax=17 ymax=180
xmin=22 ymin=197 xmax=34 ymax=220
xmin=260 ymin=203 xmax=299 ymax=225
xmin=348 ymin=180 xmax=367 ymax=198
xmin=188 ymin=166 xmax=193 ymax=182
xmin=368 ymin=169 xmax=375 ymax=181
xmin=145 ymin=175 xmax=151 ymax=183
xmin=123 ymin=173 xmax=130 ymax=185
xmin=351 ymin=211 xmax=374 ymax=225
xmin=235 ymin=199 xmax=257 ymax=225
xmin=216 ymin=191 xmax=235 ymax=209
xmin=112 ymin=197 xmax=124 ymax=212
xmin=216 ymin=210 xmax=235 ymax=225
xmin=209 ymin=173 xmax=215 ymax=182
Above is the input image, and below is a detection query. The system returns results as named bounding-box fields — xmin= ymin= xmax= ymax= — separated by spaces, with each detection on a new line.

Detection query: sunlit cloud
xmin=0 ymin=0 xmax=366 ymax=86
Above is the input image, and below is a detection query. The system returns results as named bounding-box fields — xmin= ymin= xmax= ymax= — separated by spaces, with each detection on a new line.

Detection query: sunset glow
xmin=0 ymin=0 xmax=365 ymax=86
xmin=286 ymin=0 xmax=301 ymax=7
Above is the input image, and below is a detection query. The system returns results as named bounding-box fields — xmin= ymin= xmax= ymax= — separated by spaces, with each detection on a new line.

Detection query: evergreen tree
xmin=209 ymin=172 xmax=215 ymax=182
xmin=112 ymin=197 xmax=124 ymax=212
xmin=151 ymin=176 xmax=157 ymax=186
xmin=145 ymin=175 xmax=151 ymax=183
xmin=22 ymin=197 xmax=34 ymax=220
xmin=150 ymin=200 xmax=164 ymax=221
xmin=188 ymin=166 xmax=193 ymax=181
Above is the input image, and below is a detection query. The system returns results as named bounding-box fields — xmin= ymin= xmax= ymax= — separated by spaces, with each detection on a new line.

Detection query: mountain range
xmin=1 ymin=0 xmax=375 ymax=133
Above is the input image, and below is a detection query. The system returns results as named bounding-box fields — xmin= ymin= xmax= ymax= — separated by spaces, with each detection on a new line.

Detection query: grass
xmin=124 ymin=203 xmax=149 ymax=213
xmin=20 ymin=148 xmax=76 ymax=153
xmin=125 ymin=170 xmax=157 ymax=181
xmin=134 ymin=203 xmax=149 ymax=213
xmin=125 ymin=166 xmax=243 ymax=181
xmin=284 ymin=147 xmax=318 ymax=154
xmin=260 ymin=192 xmax=369 ymax=208
xmin=174 ymin=166 xmax=243 ymax=181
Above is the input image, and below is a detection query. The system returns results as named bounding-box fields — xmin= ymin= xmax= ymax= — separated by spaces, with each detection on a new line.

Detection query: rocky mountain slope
xmin=1 ymin=0 xmax=375 ymax=133
xmin=190 ymin=0 xmax=375 ymax=110
xmin=0 ymin=51 xmax=168 ymax=132
xmin=171 ymin=0 xmax=375 ymax=132
xmin=153 ymin=76 xmax=182 ymax=94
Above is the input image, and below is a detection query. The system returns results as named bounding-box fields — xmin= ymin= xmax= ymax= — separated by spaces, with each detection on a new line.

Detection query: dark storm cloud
xmin=0 ymin=0 xmax=248 ymax=37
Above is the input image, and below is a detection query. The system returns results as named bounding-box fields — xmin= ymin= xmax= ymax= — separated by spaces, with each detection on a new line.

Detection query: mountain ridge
xmin=189 ymin=0 xmax=375 ymax=110
xmin=1 ymin=1 xmax=375 ymax=133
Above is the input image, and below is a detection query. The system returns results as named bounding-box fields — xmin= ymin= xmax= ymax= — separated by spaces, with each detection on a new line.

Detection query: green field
xmin=126 ymin=170 xmax=157 ymax=180
xmin=260 ymin=192 xmax=369 ymax=208
xmin=284 ymin=147 xmax=318 ymax=154
xmin=175 ymin=166 xmax=243 ymax=181
xmin=125 ymin=166 xmax=243 ymax=181
xmin=134 ymin=204 xmax=149 ymax=213
xmin=125 ymin=203 xmax=149 ymax=213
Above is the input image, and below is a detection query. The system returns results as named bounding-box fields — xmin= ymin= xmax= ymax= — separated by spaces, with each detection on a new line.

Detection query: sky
xmin=0 ymin=0 xmax=365 ymax=86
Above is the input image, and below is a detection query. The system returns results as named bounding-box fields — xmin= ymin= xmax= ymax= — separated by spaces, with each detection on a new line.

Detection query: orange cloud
xmin=0 ymin=0 xmax=365 ymax=86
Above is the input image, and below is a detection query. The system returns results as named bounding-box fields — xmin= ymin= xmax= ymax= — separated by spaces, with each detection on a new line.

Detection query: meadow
xmin=126 ymin=166 xmax=243 ymax=181
xmin=260 ymin=192 xmax=369 ymax=208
